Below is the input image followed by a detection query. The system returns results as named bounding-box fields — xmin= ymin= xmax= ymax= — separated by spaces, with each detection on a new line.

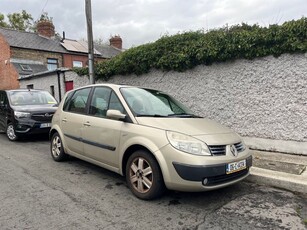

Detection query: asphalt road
xmin=0 ymin=133 xmax=306 ymax=230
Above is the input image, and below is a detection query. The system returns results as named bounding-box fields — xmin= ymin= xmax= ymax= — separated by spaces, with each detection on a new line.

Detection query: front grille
xmin=31 ymin=112 xmax=54 ymax=122
xmin=209 ymin=145 xmax=226 ymax=156
xmin=209 ymin=142 xmax=245 ymax=156
xmin=234 ymin=142 xmax=245 ymax=152
xmin=205 ymin=168 xmax=249 ymax=186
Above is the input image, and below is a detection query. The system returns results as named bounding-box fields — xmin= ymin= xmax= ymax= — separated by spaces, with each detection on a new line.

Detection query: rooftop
xmin=0 ymin=27 xmax=67 ymax=53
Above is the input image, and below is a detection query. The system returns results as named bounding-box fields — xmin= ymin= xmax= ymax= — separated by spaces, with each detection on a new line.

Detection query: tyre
xmin=6 ymin=123 xmax=18 ymax=141
xmin=126 ymin=150 xmax=165 ymax=200
xmin=50 ymin=132 xmax=68 ymax=162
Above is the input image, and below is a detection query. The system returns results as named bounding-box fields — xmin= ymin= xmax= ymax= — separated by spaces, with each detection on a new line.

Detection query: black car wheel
xmin=50 ymin=132 xmax=68 ymax=162
xmin=6 ymin=123 xmax=18 ymax=141
xmin=126 ymin=150 xmax=165 ymax=200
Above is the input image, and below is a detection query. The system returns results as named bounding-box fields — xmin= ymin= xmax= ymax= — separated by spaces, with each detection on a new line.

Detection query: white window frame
xmin=73 ymin=61 xmax=83 ymax=68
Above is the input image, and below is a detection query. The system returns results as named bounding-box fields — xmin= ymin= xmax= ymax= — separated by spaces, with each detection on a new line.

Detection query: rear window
xmin=8 ymin=91 xmax=57 ymax=106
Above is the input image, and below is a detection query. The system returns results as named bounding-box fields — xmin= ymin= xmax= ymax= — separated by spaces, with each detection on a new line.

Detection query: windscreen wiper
xmin=167 ymin=113 xmax=203 ymax=118
xmin=135 ymin=114 xmax=168 ymax=117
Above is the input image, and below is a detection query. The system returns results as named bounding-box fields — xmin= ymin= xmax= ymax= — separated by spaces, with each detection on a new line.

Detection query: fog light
xmin=203 ymin=178 xmax=208 ymax=185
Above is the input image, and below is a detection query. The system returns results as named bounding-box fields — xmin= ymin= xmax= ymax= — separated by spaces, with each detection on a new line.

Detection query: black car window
xmin=63 ymin=91 xmax=74 ymax=111
xmin=89 ymin=87 xmax=111 ymax=118
xmin=108 ymin=91 xmax=125 ymax=114
xmin=0 ymin=92 xmax=4 ymax=105
xmin=66 ymin=88 xmax=91 ymax=114
xmin=8 ymin=91 xmax=57 ymax=106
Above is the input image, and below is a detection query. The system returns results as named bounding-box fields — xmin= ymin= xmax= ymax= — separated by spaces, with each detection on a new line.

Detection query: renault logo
xmin=230 ymin=145 xmax=238 ymax=157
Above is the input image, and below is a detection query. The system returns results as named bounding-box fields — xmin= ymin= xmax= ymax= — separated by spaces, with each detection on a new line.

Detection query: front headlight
xmin=14 ymin=111 xmax=31 ymax=119
xmin=166 ymin=131 xmax=211 ymax=156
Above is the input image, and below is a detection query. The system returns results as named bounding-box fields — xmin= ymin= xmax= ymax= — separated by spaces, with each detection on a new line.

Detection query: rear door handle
xmin=83 ymin=122 xmax=91 ymax=127
xmin=62 ymin=118 xmax=67 ymax=122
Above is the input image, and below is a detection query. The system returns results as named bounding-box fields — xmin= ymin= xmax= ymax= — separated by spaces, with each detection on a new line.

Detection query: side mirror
xmin=106 ymin=109 xmax=126 ymax=121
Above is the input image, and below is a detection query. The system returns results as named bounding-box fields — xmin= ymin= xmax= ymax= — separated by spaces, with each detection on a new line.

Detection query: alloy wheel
xmin=7 ymin=124 xmax=17 ymax=141
xmin=52 ymin=135 xmax=62 ymax=158
xmin=129 ymin=157 xmax=153 ymax=193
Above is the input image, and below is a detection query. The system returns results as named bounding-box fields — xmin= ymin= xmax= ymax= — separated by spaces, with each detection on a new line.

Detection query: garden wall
xmin=97 ymin=53 xmax=307 ymax=155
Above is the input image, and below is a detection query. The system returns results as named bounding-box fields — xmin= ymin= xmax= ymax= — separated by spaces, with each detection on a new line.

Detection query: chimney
xmin=37 ymin=20 xmax=55 ymax=38
xmin=109 ymin=35 xmax=122 ymax=49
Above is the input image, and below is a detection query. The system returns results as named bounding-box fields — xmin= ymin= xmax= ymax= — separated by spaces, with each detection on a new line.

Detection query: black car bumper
xmin=173 ymin=156 xmax=252 ymax=186
xmin=14 ymin=120 xmax=51 ymax=135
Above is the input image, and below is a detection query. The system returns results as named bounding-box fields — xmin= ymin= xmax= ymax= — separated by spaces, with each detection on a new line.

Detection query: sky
xmin=1 ymin=0 xmax=306 ymax=48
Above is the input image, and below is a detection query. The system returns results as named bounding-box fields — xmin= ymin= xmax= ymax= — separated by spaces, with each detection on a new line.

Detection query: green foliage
xmin=0 ymin=13 xmax=8 ymax=27
xmin=7 ymin=10 xmax=34 ymax=31
xmin=75 ymin=17 xmax=307 ymax=80
xmin=72 ymin=67 xmax=89 ymax=76
xmin=1 ymin=11 xmax=56 ymax=33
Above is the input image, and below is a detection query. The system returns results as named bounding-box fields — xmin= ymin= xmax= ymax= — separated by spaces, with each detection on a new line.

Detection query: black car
xmin=0 ymin=89 xmax=58 ymax=141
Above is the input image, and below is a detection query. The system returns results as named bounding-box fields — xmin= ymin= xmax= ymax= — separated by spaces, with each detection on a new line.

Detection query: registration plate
xmin=226 ymin=159 xmax=246 ymax=174
xmin=40 ymin=123 xmax=51 ymax=128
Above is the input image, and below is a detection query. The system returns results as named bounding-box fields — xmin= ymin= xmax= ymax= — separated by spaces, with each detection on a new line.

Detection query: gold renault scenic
xmin=50 ymin=84 xmax=252 ymax=200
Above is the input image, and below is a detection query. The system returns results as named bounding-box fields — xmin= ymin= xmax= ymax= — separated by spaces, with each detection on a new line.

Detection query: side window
xmin=0 ymin=92 xmax=3 ymax=106
xmin=63 ymin=91 xmax=74 ymax=111
xmin=0 ymin=92 xmax=8 ymax=106
xmin=109 ymin=91 xmax=125 ymax=113
xmin=66 ymin=88 xmax=91 ymax=114
xmin=89 ymin=87 xmax=111 ymax=118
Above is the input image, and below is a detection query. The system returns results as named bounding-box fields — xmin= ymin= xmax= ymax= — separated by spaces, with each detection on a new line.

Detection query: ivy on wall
xmin=73 ymin=17 xmax=307 ymax=80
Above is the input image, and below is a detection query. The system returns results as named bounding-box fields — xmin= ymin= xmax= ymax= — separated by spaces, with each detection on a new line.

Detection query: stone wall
xmin=19 ymin=53 xmax=307 ymax=154
xmin=97 ymin=53 xmax=307 ymax=154
xmin=11 ymin=48 xmax=63 ymax=67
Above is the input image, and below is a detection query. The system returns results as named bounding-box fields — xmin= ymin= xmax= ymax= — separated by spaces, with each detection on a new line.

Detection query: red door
xmin=65 ymin=81 xmax=74 ymax=92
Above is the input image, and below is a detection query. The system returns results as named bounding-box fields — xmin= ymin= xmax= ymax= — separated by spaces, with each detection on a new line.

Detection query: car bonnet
xmin=134 ymin=117 xmax=234 ymax=136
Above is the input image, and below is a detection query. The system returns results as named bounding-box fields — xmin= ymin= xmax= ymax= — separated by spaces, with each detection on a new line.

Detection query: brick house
xmin=0 ymin=20 xmax=123 ymax=90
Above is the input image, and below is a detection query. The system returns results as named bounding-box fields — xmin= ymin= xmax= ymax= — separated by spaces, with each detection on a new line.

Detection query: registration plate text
xmin=40 ymin=123 xmax=51 ymax=128
xmin=226 ymin=159 xmax=246 ymax=174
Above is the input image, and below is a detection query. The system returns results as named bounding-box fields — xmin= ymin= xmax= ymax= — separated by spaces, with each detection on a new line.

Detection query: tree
xmin=7 ymin=10 xmax=34 ymax=31
xmin=0 ymin=13 xmax=8 ymax=27
xmin=0 ymin=11 xmax=58 ymax=35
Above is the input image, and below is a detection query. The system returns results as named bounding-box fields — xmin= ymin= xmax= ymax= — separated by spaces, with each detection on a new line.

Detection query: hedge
xmin=73 ymin=17 xmax=307 ymax=80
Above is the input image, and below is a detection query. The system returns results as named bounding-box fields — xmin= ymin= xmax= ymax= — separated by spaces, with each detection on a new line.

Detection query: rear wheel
xmin=6 ymin=123 xmax=18 ymax=141
xmin=50 ymin=132 xmax=68 ymax=161
xmin=126 ymin=150 xmax=165 ymax=200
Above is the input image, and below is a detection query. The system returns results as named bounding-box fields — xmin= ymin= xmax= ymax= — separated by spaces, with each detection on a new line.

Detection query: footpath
xmin=247 ymin=150 xmax=307 ymax=194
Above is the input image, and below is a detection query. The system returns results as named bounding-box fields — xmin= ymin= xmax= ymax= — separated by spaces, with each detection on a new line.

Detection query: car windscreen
xmin=8 ymin=91 xmax=57 ymax=106
xmin=120 ymin=87 xmax=198 ymax=117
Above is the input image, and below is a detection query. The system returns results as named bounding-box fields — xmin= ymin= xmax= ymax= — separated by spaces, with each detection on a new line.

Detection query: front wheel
xmin=6 ymin=123 xmax=18 ymax=141
xmin=50 ymin=132 xmax=68 ymax=162
xmin=126 ymin=150 xmax=165 ymax=200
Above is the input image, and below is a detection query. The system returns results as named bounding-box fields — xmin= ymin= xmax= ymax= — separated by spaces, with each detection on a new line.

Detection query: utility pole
xmin=85 ymin=0 xmax=95 ymax=84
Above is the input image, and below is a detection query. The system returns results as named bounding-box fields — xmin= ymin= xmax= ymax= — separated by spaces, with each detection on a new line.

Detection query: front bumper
xmin=156 ymin=143 xmax=253 ymax=192
xmin=14 ymin=119 xmax=51 ymax=135
xmin=173 ymin=156 xmax=252 ymax=186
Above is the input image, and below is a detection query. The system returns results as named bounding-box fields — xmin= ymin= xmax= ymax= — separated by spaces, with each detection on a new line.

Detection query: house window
xmin=27 ymin=84 xmax=34 ymax=89
xmin=47 ymin=58 xmax=58 ymax=71
xmin=73 ymin=61 xmax=83 ymax=68
xmin=20 ymin=64 xmax=32 ymax=72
